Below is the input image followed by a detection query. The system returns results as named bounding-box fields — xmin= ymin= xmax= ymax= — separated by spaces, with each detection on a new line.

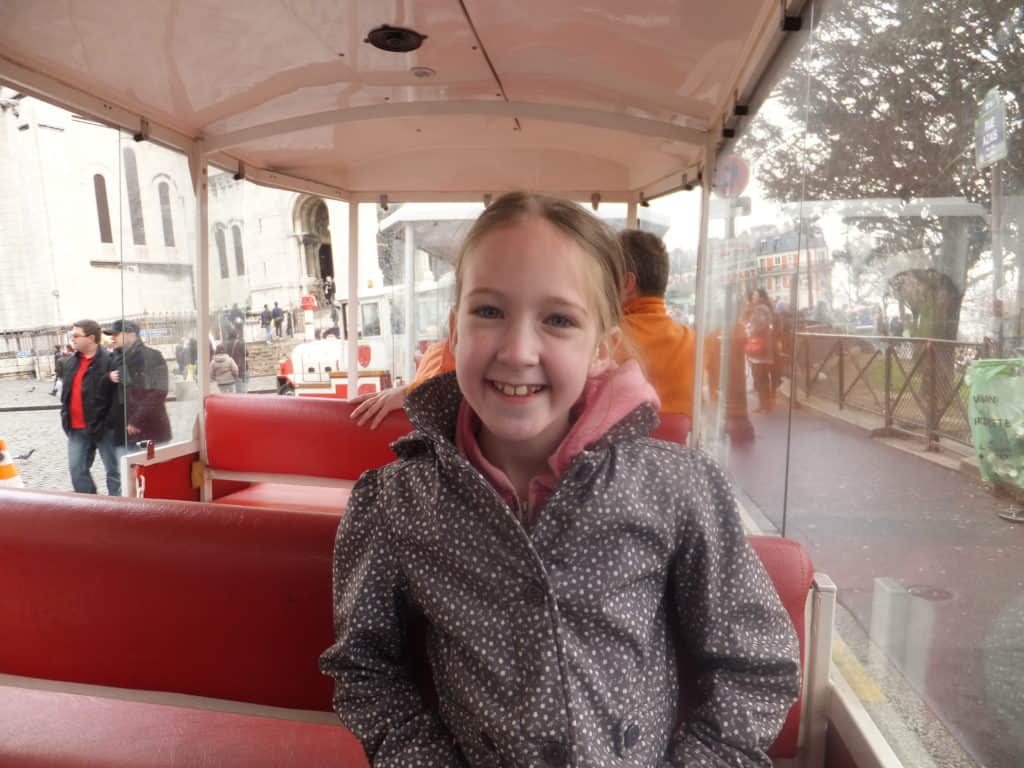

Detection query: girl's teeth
xmin=493 ymin=381 xmax=540 ymax=397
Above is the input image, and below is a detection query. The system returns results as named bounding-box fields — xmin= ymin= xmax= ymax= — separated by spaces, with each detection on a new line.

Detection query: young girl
xmin=320 ymin=192 xmax=799 ymax=767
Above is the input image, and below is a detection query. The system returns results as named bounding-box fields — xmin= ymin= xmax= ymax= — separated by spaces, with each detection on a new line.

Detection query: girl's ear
xmin=447 ymin=309 xmax=458 ymax=351
xmin=589 ymin=331 xmax=615 ymax=375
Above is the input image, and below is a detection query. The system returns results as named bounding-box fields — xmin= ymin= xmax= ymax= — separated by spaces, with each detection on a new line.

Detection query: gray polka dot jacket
xmin=320 ymin=372 xmax=800 ymax=767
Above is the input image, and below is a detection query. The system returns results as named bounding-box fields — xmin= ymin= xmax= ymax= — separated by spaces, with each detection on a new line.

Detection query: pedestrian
xmin=49 ymin=344 xmax=73 ymax=396
xmin=260 ymin=303 xmax=273 ymax=343
xmin=104 ymin=320 xmax=172 ymax=453
xmin=228 ymin=303 xmax=245 ymax=337
xmin=320 ymin=192 xmax=798 ymax=767
xmin=745 ymin=288 xmax=776 ymax=413
xmin=174 ymin=341 xmax=186 ymax=377
xmin=209 ymin=344 xmax=239 ymax=392
xmin=185 ymin=337 xmax=199 ymax=381
xmin=224 ymin=330 xmax=248 ymax=393
xmin=59 ymin=319 xmax=120 ymax=495
xmin=271 ymin=301 xmax=283 ymax=337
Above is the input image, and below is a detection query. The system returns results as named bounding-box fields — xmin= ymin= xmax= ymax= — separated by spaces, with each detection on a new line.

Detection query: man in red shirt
xmin=59 ymin=319 xmax=119 ymax=494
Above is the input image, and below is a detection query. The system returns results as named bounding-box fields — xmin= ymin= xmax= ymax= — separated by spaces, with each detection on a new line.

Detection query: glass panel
xmin=695 ymin=101 xmax=808 ymax=534
xmin=697 ymin=0 xmax=1023 ymax=765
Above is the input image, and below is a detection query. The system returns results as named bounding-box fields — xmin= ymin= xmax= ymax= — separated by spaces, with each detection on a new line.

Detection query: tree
xmin=742 ymin=0 xmax=1023 ymax=339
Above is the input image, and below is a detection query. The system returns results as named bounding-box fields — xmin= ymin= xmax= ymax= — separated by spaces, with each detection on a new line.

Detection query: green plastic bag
xmin=966 ymin=358 xmax=1024 ymax=486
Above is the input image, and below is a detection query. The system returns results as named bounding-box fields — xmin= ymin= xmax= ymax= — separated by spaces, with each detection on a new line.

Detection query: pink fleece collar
xmin=456 ymin=360 xmax=659 ymax=525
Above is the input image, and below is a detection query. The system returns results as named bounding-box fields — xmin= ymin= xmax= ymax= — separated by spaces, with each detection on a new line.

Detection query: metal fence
xmin=791 ymin=333 xmax=985 ymax=447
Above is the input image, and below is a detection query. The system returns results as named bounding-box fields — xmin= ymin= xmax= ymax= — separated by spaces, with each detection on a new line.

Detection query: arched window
xmin=158 ymin=181 xmax=175 ymax=247
xmin=232 ymin=225 xmax=245 ymax=275
xmin=123 ymin=147 xmax=146 ymax=245
xmin=215 ymin=228 xmax=229 ymax=279
xmin=93 ymin=174 xmax=112 ymax=243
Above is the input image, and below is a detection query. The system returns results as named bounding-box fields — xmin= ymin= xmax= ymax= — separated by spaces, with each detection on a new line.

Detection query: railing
xmin=791 ymin=333 xmax=986 ymax=448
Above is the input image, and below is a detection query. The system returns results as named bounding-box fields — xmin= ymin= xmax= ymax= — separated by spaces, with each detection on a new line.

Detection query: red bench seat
xmin=1 ymin=683 xmax=367 ymax=768
xmin=215 ymin=481 xmax=354 ymax=514
xmin=0 ymin=486 xmax=815 ymax=766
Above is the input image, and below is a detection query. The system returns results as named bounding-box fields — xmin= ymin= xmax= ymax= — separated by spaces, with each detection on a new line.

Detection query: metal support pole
xmin=403 ymin=223 xmax=417 ymax=386
xmin=188 ymin=140 xmax=211 ymax=499
xmin=689 ymin=138 xmax=717 ymax=449
xmin=991 ymin=161 xmax=1004 ymax=349
xmin=347 ymin=203 xmax=359 ymax=393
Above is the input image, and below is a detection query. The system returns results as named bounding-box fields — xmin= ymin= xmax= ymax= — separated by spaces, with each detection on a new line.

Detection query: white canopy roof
xmin=0 ymin=0 xmax=802 ymax=200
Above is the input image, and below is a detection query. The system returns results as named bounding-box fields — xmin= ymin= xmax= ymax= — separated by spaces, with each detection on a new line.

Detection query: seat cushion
xmin=216 ymin=482 xmax=353 ymax=515
xmin=0 ymin=684 xmax=369 ymax=768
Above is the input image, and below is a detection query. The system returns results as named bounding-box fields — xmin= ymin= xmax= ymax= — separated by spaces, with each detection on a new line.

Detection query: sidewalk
xmin=787 ymin=384 xmax=985 ymax=483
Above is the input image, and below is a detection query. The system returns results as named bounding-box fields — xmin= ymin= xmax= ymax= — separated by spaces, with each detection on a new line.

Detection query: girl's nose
xmin=497 ymin=320 xmax=540 ymax=366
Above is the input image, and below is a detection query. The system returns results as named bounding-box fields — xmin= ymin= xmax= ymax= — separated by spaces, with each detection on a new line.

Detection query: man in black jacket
xmin=60 ymin=319 xmax=119 ymax=494
xmin=105 ymin=320 xmax=172 ymax=454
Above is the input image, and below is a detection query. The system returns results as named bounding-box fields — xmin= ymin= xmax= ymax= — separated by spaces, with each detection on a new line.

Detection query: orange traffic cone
xmin=0 ymin=438 xmax=25 ymax=487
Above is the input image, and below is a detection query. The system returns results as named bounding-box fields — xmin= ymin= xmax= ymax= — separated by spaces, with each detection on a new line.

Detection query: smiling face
xmin=451 ymin=215 xmax=609 ymax=464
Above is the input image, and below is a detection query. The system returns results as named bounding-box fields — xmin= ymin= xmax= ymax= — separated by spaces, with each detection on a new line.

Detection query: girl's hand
xmin=350 ymin=386 xmax=408 ymax=429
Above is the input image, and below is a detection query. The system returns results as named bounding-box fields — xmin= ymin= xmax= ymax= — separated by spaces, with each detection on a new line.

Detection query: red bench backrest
xmin=0 ymin=488 xmax=338 ymax=711
xmin=204 ymin=394 xmax=413 ymax=480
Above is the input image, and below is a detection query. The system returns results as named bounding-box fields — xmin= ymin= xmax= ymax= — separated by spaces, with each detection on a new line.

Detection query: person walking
xmin=746 ymin=288 xmax=777 ymax=413
xmin=271 ymin=301 xmax=284 ymax=337
xmin=49 ymin=343 xmax=73 ymax=396
xmin=209 ymin=344 xmax=239 ymax=392
xmin=224 ymin=330 xmax=248 ymax=393
xmin=260 ymin=303 xmax=273 ymax=343
xmin=105 ymin=319 xmax=172 ymax=453
xmin=60 ymin=319 xmax=120 ymax=494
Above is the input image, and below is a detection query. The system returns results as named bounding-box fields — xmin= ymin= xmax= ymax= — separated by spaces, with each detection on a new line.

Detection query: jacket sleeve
xmin=666 ymin=451 xmax=800 ymax=768
xmin=319 ymin=469 xmax=467 ymax=767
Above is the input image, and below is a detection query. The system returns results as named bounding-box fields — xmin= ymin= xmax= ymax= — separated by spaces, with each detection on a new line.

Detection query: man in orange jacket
xmin=618 ymin=229 xmax=696 ymax=439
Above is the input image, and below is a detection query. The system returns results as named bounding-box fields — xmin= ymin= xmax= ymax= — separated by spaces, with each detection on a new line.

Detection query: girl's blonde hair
xmin=453 ymin=192 xmax=625 ymax=337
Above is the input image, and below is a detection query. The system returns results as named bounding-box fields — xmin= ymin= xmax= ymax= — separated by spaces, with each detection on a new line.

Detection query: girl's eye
xmin=545 ymin=314 xmax=576 ymax=329
xmin=472 ymin=305 xmax=502 ymax=319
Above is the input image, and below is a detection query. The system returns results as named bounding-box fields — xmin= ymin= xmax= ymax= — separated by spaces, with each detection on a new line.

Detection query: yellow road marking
xmin=832 ymin=636 xmax=887 ymax=703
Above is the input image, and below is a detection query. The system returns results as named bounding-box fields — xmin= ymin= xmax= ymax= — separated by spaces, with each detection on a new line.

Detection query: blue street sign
xmin=975 ymin=88 xmax=1008 ymax=170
